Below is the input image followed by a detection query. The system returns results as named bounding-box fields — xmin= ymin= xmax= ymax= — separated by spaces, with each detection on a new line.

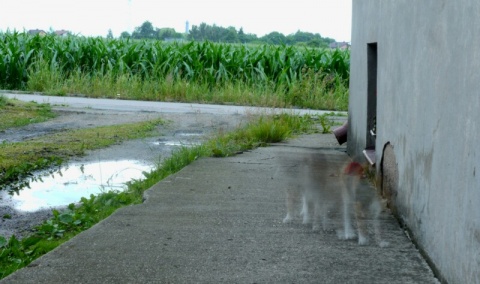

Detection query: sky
xmin=0 ymin=0 xmax=351 ymax=42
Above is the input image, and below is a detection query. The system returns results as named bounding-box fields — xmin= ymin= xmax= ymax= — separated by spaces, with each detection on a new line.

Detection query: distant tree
xmin=106 ymin=29 xmax=114 ymax=39
xmin=306 ymin=38 xmax=322 ymax=48
xmin=223 ymin=26 xmax=238 ymax=43
xmin=188 ymin=23 xmax=208 ymax=41
xmin=188 ymin=25 xmax=200 ymax=40
xmin=261 ymin=32 xmax=287 ymax=45
xmin=238 ymin=28 xmax=246 ymax=43
xmin=188 ymin=22 xmax=221 ymax=41
xmin=120 ymin=31 xmax=131 ymax=39
xmin=242 ymin=32 xmax=258 ymax=44
xmin=158 ymin=28 xmax=183 ymax=40
xmin=181 ymin=22 xmax=335 ymax=46
xmin=188 ymin=23 xmax=241 ymax=43
xmin=132 ymin=21 xmax=158 ymax=39
xmin=322 ymin=37 xmax=336 ymax=47
xmin=290 ymin=30 xmax=311 ymax=43
xmin=211 ymin=25 xmax=223 ymax=42
xmin=283 ymin=30 xmax=336 ymax=48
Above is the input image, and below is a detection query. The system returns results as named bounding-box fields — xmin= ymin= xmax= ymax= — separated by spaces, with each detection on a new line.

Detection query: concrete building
xmin=348 ymin=1 xmax=480 ymax=283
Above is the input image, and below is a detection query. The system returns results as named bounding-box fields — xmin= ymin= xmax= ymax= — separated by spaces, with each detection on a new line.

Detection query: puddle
xmin=1 ymin=160 xmax=153 ymax=212
xmin=152 ymin=140 xmax=200 ymax=147
xmin=1 ymin=129 xmax=205 ymax=213
xmin=174 ymin=130 xmax=204 ymax=136
xmin=153 ymin=130 xmax=204 ymax=147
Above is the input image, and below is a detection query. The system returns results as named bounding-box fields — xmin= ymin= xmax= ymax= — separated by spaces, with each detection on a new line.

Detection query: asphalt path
xmin=2 ymin=93 xmax=344 ymax=116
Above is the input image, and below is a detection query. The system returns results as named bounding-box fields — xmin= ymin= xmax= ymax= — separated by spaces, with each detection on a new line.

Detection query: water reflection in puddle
xmin=2 ymin=160 xmax=153 ymax=212
xmin=152 ymin=141 xmax=200 ymax=147
xmin=153 ymin=131 xmax=204 ymax=147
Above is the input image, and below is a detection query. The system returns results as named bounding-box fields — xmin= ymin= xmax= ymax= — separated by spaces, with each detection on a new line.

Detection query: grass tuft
xmin=0 ymin=97 xmax=56 ymax=131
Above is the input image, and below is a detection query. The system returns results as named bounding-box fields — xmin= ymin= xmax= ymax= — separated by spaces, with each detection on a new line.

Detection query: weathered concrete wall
xmin=349 ymin=1 xmax=480 ymax=283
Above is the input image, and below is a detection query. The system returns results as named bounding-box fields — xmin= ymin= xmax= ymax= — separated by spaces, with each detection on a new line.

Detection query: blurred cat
xmin=281 ymin=154 xmax=389 ymax=247
xmin=337 ymin=160 xmax=389 ymax=247
xmin=281 ymin=152 xmax=339 ymax=232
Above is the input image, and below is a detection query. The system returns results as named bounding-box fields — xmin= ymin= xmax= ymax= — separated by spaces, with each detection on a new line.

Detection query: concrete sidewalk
xmin=2 ymin=134 xmax=438 ymax=283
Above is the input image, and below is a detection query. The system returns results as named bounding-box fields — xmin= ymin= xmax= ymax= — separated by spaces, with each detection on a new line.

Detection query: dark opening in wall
xmin=363 ymin=43 xmax=378 ymax=165
xmin=366 ymin=43 xmax=378 ymax=149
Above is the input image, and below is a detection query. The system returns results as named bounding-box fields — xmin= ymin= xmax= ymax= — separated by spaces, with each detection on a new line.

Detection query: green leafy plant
xmin=318 ymin=114 xmax=334 ymax=134
xmin=1 ymin=32 xmax=349 ymax=110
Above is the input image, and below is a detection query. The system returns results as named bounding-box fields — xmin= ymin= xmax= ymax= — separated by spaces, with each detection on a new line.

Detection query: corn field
xmin=0 ymin=32 xmax=350 ymax=109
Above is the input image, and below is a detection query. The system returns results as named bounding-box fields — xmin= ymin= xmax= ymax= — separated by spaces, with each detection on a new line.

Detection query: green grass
xmin=0 ymin=113 xmax=318 ymax=279
xmin=27 ymin=68 xmax=348 ymax=109
xmin=0 ymin=96 xmax=56 ymax=131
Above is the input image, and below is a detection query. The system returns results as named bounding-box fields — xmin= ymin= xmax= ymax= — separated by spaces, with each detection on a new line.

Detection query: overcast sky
xmin=0 ymin=0 xmax=351 ymax=42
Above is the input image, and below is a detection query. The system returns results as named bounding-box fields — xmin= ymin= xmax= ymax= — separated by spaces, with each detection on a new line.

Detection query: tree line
xmin=117 ymin=21 xmax=336 ymax=48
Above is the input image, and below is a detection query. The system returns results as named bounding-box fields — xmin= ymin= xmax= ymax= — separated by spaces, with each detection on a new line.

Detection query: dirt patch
xmin=0 ymin=106 xmax=248 ymax=239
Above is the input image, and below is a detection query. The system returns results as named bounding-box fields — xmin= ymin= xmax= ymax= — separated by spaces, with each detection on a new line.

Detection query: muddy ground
xmin=0 ymin=106 xmax=248 ymax=239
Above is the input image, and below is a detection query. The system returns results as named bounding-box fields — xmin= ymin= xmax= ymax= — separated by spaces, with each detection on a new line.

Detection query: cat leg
xmin=355 ymin=201 xmax=369 ymax=245
xmin=370 ymin=199 xmax=390 ymax=247
xmin=283 ymin=189 xmax=298 ymax=223
xmin=301 ymin=194 xmax=313 ymax=224
xmin=338 ymin=180 xmax=356 ymax=240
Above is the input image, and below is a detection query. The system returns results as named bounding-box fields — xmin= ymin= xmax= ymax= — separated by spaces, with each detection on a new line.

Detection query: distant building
xmin=54 ymin=30 xmax=69 ymax=37
xmin=329 ymin=41 xmax=350 ymax=49
xmin=28 ymin=29 xmax=47 ymax=36
xmin=27 ymin=29 xmax=70 ymax=36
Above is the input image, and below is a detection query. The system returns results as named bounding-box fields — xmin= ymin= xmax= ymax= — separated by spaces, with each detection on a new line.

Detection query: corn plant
xmin=0 ymin=32 xmax=350 ymax=109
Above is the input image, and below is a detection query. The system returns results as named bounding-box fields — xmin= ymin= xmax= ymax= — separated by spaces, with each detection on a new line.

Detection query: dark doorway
xmin=363 ymin=43 xmax=378 ymax=165
xmin=366 ymin=43 xmax=378 ymax=149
